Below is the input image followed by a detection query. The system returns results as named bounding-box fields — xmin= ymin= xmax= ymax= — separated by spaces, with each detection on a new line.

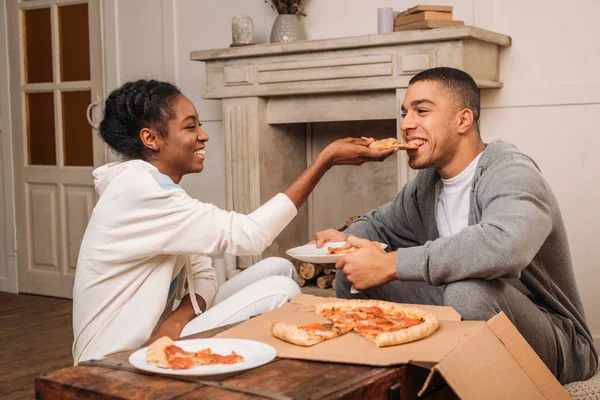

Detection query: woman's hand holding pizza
xmin=335 ymin=236 xmax=398 ymax=291
xmin=319 ymin=137 xmax=397 ymax=167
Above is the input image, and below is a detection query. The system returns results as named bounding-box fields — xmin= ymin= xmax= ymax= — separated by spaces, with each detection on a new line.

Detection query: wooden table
xmin=35 ymin=325 xmax=458 ymax=399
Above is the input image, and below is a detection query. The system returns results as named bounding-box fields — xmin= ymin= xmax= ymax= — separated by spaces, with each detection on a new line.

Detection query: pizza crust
xmin=373 ymin=315 xmax=438 ymax=347
xmin=146 ymin=336 xmax=175 ymax=368
xmin=271 ymin=321 xmax=327 ymax=346
xmin=271 ymin=321 xmax=354 ymax=347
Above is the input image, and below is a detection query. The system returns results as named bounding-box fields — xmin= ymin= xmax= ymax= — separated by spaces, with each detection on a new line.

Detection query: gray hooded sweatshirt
xmin=345 ymin=139 xmax=597 ymax=380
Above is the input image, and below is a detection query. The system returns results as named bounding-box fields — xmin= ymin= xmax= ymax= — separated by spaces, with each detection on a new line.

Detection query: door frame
xmin=0 ymin=0 xmax=18 ymax=293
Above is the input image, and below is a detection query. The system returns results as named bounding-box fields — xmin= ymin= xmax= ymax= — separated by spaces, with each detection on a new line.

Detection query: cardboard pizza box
xmin=216 ymin=294 xmax=569 ymax=400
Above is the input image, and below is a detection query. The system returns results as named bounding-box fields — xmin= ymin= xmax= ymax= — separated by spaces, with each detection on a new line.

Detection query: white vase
xmin=270 ymin=14 xmax=306 ymax=43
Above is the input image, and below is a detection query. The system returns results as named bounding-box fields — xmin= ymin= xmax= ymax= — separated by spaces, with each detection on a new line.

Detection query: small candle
xmin=232 ymin=14 xmax=254 ymax=45
xmin=377 ymin=7 xmax=394 ymax=33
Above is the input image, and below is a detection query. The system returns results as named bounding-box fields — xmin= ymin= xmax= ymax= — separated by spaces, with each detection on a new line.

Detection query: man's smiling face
xmin=400 ymin=80 xmax=463 ymax=175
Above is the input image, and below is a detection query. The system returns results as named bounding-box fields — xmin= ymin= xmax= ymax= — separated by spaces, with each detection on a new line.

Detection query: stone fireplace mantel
xmin=191 ymin=27 xmax=511 ymax=270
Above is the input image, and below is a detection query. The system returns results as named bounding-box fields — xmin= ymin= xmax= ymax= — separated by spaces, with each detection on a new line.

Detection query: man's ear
xmin=140 ymin=127 xmax=161 ymax=152
xmin=457 ymin=108 xmax=475 ymax=134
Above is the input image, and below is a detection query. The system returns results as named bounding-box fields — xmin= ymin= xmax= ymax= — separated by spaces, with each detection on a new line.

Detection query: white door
xmin=6 ymin=0 xmax=105 ymax=298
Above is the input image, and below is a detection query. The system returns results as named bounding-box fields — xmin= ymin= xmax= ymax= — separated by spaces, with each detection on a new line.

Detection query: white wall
xmin=0 ymin=0 xmax=17 ymax=293
xmin=105 ymin=0 xmax=600 ymax=347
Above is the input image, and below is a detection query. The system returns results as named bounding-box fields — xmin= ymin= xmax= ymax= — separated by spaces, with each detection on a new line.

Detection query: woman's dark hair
xmin=99 ymin=79 xmax=182 ymax=159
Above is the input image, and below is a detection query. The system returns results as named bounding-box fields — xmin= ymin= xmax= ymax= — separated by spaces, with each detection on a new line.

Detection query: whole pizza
xmin=271 ymin=299 xmax=438 ymax=347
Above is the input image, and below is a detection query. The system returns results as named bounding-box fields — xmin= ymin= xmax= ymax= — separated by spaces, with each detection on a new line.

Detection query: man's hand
xmin=335 ymin=236 xmax=398 ymax=291
xmin=312 ymin=229 xmax=349 ymax=248
xmin=319 ymin=137 xmax=397 ymax=167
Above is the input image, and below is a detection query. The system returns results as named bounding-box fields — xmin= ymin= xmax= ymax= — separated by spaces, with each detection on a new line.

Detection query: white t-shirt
xmin=436 ymin=154 xmax=482 ymax=237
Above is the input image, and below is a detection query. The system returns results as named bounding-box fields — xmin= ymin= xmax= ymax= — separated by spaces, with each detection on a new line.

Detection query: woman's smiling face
xmin=149 ymin=95 xmax=209 ymax=183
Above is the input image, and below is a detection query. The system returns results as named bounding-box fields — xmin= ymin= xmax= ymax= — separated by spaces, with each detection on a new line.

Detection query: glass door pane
xmin=22 ymin=8 xmax=53 ymax=83
xmin=27 ymin=92 xmax=57 ymax=165
xmin=58 ymin=3 xmax=90 ymax=82
xmin=62 ymin=90 xmax=93 ymax=166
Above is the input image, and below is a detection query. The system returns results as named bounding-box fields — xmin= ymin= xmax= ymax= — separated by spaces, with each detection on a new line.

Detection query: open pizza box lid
xmin=216 ymin=294 xmax=569 ymax=399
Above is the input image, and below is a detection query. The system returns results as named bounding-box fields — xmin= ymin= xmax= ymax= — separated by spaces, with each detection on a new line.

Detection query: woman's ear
xmin=457 ymin=108 xmax=475 ymax=134
xmin=140 ymin=128 xmax=161 ymax=152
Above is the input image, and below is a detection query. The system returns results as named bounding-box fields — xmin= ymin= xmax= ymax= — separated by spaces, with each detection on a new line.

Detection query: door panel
xmin=62 ymin=90 xmax=93 ymax=166
xmin=58 ymin=3 xmax=90 ymax=82
xmin=8 ymin=0 xmax=105 ymax=298
xmin=22 ymin=7 xmax=53 ymax=83
xmin=64 ymin=185 xmax=94 ymax=275
xmin=26 ymin=92 xmax=57 ymax=166
xmin=28 ymin=183 xmax=59 ymax=272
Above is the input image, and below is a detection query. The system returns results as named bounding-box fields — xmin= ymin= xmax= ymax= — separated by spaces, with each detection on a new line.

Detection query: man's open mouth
xmin=407 ymin=139 xmax=426 ymax=147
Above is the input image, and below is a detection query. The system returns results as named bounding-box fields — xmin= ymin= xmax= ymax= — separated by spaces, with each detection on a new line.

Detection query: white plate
xmin=128 ymin=338 xmax=276 ymax=376
xmin=285 ymin=241 xmax=387 ymax=264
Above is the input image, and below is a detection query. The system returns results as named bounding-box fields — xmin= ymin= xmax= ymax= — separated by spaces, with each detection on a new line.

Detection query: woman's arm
xmin=283 ymin=137 xmax=395 ymax=208
xmin=143 ymin=294 xmax=207 ymax=345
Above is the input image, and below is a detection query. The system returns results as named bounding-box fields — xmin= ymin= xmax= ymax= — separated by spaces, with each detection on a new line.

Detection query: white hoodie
xmin=72 ymin=160 xmax=297 ymax=364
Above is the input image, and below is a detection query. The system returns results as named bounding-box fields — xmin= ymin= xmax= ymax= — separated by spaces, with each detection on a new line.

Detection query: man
xmin=314 ymin=67 xmax=597 ymax=384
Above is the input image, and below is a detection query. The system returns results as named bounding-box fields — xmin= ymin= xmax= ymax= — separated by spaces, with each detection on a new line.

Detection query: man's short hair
xmin=409 ymin=67 xmax=480 ymax=131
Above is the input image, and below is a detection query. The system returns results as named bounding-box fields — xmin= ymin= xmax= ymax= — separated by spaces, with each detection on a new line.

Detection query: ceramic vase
xmin=270 ymin=14 xmax=305 ymax=43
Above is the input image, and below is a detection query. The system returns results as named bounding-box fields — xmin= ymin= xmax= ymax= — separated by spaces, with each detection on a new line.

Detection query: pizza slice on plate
xmin=327 ymin=246 xmax=359 ymax=255
xmin=146 ymin=336 xmax=244 ymax=370
xmin=270 ymin=321 xmax=354 ymax=347
xmin=327 ymin=241 xmax=385 ymax=255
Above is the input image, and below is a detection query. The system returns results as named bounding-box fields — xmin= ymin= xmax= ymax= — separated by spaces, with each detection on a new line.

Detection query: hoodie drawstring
xmin=184 ymin=255 xmax=202 ymax=315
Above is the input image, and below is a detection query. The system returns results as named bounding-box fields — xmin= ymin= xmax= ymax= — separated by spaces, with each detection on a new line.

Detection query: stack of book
xmin=394 ymin=5 xmax=464 ymax=32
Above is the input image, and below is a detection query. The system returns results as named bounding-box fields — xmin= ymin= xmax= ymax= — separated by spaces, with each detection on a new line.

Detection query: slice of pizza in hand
xmin=366 ymin=137 xmax=425 ymax=151
xmin=327 ymin=241 xmax=385 ymax=255
xmin=271 ymin=321 xmax=354 ymax=347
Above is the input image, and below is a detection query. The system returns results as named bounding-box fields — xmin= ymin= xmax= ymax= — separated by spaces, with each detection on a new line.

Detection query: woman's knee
xmin=252 ymin=257 xmax=297 ymax=279
xmin=258 ymin=275 xmax=301 ymax=299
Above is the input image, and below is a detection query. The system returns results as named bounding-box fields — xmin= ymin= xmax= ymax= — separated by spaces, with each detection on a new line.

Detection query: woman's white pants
xmin=180 ymin=257 xmax=300 ymax=337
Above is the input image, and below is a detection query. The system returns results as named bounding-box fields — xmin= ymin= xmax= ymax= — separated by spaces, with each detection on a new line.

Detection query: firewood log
xmin=331 ymin=277 xmax=336 ymax=291
xmin=323 ymin=265 xmax=335 ymax=275
xmin=290 ymin=258 xmax=302 ymax=272
xmin=317 ymin=274 xmax=335 ymax=289
xmin=298 ymin=276 xmax=306 ymax=287
xmin=299 ymin=262 xmax=324 ymax=280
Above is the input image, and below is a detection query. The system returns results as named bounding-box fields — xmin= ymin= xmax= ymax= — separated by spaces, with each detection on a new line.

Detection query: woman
xmin=72 ymin=80 xmax=395 ymax=364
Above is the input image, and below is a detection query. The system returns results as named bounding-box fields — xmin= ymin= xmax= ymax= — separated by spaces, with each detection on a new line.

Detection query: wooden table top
xmin=35 ymin=324 xmax=457 ymax=400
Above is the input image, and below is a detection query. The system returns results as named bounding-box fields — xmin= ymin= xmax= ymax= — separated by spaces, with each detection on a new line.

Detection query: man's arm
xmin=338 ymin=155 xmax=553 ymax=290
